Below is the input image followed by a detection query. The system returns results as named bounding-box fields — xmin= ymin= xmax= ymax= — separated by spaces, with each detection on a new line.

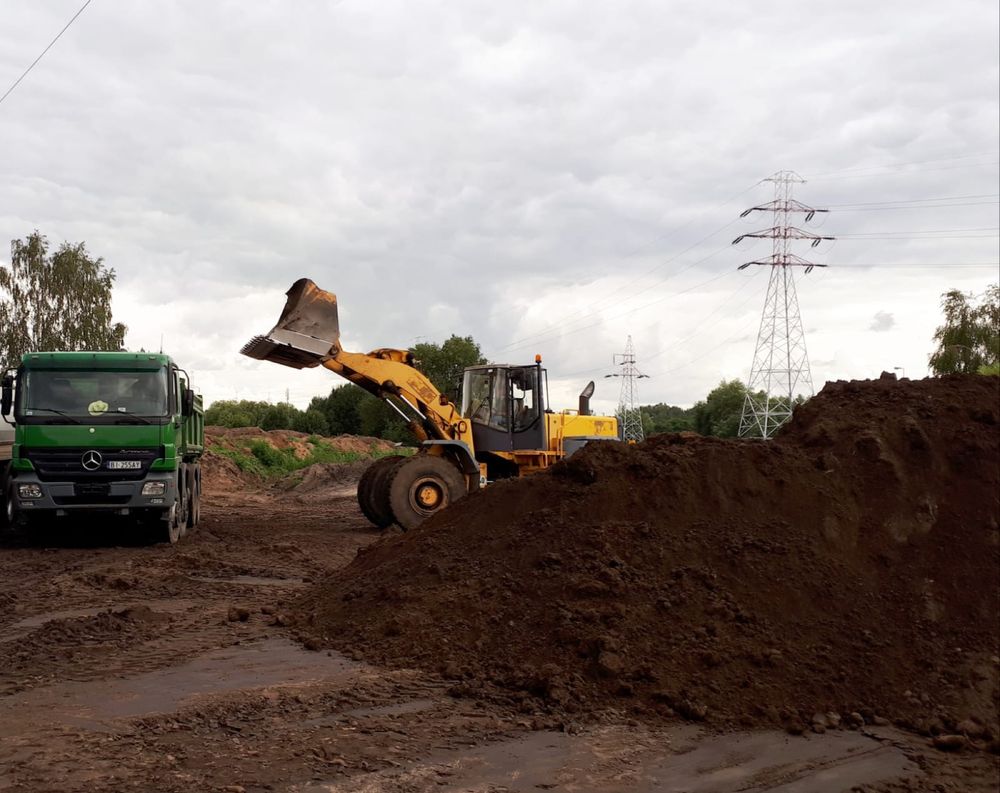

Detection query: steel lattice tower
xmin=734 ymin=171 xmax=833 ymax=439
xmin=606 ymin=336 xmax=649 ymax=441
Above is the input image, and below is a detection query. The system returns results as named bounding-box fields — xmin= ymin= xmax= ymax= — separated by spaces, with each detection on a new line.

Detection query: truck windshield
xmin=21 ymin=369 xmax=169 ymax=419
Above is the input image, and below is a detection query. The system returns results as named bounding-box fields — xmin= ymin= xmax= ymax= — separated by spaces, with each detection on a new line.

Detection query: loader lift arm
xmin=325 ymin=347 xmax=471 ymax=447
xmin=241 ymin=279 xmax=478 ymax=530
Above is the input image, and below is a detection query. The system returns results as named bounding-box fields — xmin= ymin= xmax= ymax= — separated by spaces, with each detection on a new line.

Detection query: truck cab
xmin=1 ymin=351 xmax=204 ymax=544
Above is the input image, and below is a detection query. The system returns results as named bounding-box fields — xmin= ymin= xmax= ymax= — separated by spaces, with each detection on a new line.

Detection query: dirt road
xmin=0 ymin=484 xmax=996 ymax=792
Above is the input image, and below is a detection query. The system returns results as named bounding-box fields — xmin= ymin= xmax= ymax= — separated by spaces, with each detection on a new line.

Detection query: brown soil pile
xmin=6 ymin=606 xmax=171 ymax=687
xmin=202 ymin=428 xmax=397 ymax=496
xmin=201 ymin=449 xmax=257 ymax=494
xmin=297 ymin=375 xmax=1000 ymax=732
xmin=274 ymin=461 xmax=374 ymax=500
xmin=206 ymin=426 xmax=394 ymax=458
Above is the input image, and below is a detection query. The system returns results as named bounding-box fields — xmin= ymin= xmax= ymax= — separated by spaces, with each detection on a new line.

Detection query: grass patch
xmin=218 ymin=438 xmax=414 ymax=478
xmin=214 ymin=447 xmax=267 ymax=477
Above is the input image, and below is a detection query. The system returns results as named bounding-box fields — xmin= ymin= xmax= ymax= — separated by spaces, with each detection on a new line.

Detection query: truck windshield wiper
xmin=26 ymin=406 xmax=82 ymax=424
xmin=113 ymin=412 xmax=154 ymax=425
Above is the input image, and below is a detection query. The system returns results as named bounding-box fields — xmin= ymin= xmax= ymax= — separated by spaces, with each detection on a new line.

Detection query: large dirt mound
xmin=297 ymin=375 xmax=999 ymax=732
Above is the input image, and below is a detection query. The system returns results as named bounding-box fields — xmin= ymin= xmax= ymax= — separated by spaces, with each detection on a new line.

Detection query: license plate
xmin=106 ymin=460 xmax=142 ymax=470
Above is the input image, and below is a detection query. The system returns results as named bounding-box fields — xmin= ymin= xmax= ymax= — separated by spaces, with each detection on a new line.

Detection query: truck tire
xmin=187 ymin=467 xmax=201 ymax=529
xmin=176 ymin=469 xmax=190 ymax=539
xmin=386 ymin=454 xmax=466 ymax=531
xmin=2 ymin=474 xmax=15 ymax=531
xmin=357 ymin=456 xmax=404 ymax=529
xmin=146 ymin=504 xmax=182 ymax=545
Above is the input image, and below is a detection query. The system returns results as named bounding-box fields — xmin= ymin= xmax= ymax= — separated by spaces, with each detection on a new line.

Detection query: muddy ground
xmin=0 ymin=479 xmax=997 ymax=792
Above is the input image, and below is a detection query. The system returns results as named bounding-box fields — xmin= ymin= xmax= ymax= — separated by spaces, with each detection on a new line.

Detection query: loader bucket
xmin=240 ymin=278 xmax=341 ymax=369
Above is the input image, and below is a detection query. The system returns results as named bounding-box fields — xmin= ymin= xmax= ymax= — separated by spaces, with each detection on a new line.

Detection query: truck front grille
xmin=25 ymin=448 xmax=160 ymax=482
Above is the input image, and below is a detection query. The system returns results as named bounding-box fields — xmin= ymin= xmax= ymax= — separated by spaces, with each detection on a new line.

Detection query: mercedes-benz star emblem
xmin=81 ymin=450 xmax=103 ymax=471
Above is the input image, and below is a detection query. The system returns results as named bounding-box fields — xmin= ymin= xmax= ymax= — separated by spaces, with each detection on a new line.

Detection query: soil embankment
xmin=297 ymin=375 xmax=1000 ymax=734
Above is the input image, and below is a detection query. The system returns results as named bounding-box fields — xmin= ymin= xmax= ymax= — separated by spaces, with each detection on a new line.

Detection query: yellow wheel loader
xmin=242 ymin=279 xmax=619 ymax=529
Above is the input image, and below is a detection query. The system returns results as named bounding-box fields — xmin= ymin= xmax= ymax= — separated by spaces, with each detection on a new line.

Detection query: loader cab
xmin=461 ymin=361 xmax=547 ymax=456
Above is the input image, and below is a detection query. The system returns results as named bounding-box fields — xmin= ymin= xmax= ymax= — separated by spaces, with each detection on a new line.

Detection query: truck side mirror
xmin=1 ymin=375 xmax=13 ymax=416
xmin=182 ymin=388 xmax=195 ymax=417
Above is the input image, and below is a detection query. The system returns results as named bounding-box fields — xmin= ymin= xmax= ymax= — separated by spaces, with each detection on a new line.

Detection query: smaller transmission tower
xmin=605 ymin=336 xmax=649 ymax=442
xmin=734 ymin=171 xmax=833 ymax=439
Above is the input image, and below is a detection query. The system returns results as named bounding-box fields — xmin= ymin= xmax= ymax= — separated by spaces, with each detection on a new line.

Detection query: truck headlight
xmin=142 ymin=482 xmax=166 ymax=496
xmin=18 ymin=483 xmax=42 ymax=499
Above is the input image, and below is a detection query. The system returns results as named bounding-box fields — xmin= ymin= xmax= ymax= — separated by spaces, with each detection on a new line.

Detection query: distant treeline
xmin=207 ymin=379 xmax=792 ymax=441
xmin=205 ymin=387 xmax=412 ymax=442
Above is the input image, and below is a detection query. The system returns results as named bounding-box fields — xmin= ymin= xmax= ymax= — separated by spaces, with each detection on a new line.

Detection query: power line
xmin=838 ymin=226 xmax=999 ymax=235
xmin=825 ymin=193 xmax=999 ymax=207
xmin=814 ymin=160 xmax=1000 ymax=181
xmin=0 ymin=0 xmax=94 ymax=109
xmin=549 ymin=268 xmax=767 ymax=382
xmin=486 ymin=180 xmax=766 ymax=357
xmin=838 ymin=235 xmax=999 ymax=240
xmin=488 ymin=220 xmax=743 ymax=356
xmin=833 ymin=201 xmax=999 ymax=212
xmin=811 ymin=151 xmax=999 ymax=180
xmin=829 ymin=262 xmax=999 ymax=268
xmin=495 ymin=261 xmax=736 ymax=358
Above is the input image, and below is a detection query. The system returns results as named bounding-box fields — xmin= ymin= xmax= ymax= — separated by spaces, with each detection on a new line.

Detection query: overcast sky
xmin=1 ymin=0 xmax=997 ymax=414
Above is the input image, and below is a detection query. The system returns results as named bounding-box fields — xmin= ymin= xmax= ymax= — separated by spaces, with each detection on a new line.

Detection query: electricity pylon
xmin=734 ymin=171 xmax=833 ymax=439
xmin=605 ymin=336 xmax=649 ymax=442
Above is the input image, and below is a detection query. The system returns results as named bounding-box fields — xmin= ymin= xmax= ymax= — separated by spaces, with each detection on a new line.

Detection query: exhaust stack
xmin=578 ymin=380 xmax=595 ymax=416
xmin=240 ymin=278 xmax=341 ymax=369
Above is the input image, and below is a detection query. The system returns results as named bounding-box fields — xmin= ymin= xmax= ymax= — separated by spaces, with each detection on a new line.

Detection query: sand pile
xmin=296 ymin=375 xmax=999 ymax=732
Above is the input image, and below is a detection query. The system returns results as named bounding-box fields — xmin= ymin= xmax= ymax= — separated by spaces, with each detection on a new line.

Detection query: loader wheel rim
xmin=412 ymin=478 xmax=445 ymax=512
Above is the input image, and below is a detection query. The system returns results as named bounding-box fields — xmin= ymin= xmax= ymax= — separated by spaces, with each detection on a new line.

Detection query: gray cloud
xmin=870 ymin=311 xmax=896 ymax=332
xmin=0 ymin=0 xmax=997 ymax=411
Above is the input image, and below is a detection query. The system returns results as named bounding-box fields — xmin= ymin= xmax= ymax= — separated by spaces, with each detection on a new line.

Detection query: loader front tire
xmin=386 ymin=454 xmax=466 ymax=531
xmin=357 ymin=456 xmax=405 ymax=529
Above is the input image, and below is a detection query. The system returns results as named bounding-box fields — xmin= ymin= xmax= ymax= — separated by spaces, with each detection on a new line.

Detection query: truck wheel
xmin=156 ymin=504 xmax=182 ymax=545
xmin=2 ymin=476 xmax=16 ymax=531
xmin=140 ymin=508 xmax=179 ymax=545
xmin=187 ymin=469 xmax=201 ymax=529
xmin=386 ymin=455 xmax=466 ymax=531
xmin=357 ymin=456 xmax=404 ymax=529
xmin=176 ymin=473 xmax=190 ymax=540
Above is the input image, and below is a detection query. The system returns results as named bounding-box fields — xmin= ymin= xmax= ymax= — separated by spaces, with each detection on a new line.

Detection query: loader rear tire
xmin=357 ymin=456 xmax=405 ymax=529
xmin=386 ymin=454 xmax=466 ymax=531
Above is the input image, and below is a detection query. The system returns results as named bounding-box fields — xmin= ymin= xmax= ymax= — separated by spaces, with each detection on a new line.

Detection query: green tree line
xmin=207 ymin=335 xmax=486 ymax=442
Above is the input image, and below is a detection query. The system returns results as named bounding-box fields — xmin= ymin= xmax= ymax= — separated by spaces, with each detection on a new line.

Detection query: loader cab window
xmin=462 ymin=367 xmax=509 ymax=431
xmin=462 ymin=365 xmax=541 ymax=433
xmin=509 ymin=366 xmax=540 ymax=432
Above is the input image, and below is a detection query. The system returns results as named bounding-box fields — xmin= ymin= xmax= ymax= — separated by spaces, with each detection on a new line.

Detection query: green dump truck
xmin=0 ymin=351 xmax=204 ymax=544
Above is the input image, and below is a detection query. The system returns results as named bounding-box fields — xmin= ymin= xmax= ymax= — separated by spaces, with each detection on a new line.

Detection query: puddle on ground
xmin=187 ymin=574 xmax=307 ymax=587
xmin=306 ymin=726 xmax=918 ymax=793
xmin=0 ymin=637 xmax=361 ymax=732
